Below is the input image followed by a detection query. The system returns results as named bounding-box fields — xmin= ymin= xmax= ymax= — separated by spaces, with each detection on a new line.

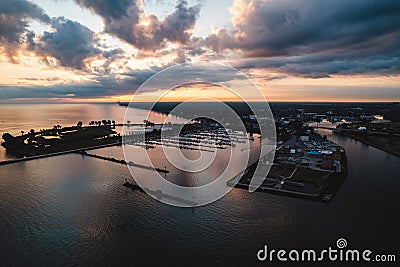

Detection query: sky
xmin=0 ymin=0 xmax=399 ymax=103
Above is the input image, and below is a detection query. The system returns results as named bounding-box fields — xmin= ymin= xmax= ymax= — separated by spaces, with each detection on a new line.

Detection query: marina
xmin=1 ymin=0 xmax=399 ymax=263
xmin=0 ymin=103 xmax=398 ymax=265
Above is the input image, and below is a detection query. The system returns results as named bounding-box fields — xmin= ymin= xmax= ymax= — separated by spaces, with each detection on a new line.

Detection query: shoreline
xmin=313 ymin=127 xmax=400 ymax=158
xmin=227 ymin=159 xmax=347 ymax=203
xmin=227 ymin=129 xmax=348 ymax=202
xmin=0 ymin=139 xmax=122 ymax=166
xmin=340 ymin=132 xmax=400 ymax=158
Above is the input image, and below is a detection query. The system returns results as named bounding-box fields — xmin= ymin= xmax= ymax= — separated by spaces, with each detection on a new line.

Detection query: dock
xmin=77 ymin=151 xmax=169 ymax=173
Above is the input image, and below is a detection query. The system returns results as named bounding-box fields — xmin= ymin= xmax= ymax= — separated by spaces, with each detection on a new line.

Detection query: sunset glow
xmin=1 ymin=0 xmax=399 ymax=102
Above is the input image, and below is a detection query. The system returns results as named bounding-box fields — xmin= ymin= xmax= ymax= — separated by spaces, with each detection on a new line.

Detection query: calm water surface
xmin=0 ymin=105 xmax=399 ymax=266
xmin=0 ymin=103 xmax=183 ymax=161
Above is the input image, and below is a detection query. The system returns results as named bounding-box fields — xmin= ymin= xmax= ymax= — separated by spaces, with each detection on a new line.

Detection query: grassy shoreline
xmin=341 ymin=132 xmax=400 ymax=158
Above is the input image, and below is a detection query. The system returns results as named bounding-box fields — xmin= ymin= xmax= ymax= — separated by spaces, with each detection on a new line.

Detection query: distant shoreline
xmin=341 ymin=132 xmax=400 ymax=158
xmin=315 ymin=127 xmax=400 ymax=158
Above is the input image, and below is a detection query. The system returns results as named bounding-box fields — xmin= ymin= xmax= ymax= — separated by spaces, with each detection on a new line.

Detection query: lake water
xmin=0 ymin=103 xmax=184 ymax=161
xmin=0 ymin=104 xmax=399 ymax=265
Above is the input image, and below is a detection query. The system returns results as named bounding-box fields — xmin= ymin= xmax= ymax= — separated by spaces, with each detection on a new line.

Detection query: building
xmin=320 ymin=159 xmax=334 ymax=170
xmin=308 ymin=151 xmax=322 ymax=158
xmin=300 ymin=136 xmax=309 ymax=142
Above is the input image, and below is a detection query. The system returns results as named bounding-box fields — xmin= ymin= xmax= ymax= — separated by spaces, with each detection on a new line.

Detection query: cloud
xmin=0 ymin=69 xmax=154 ymax=100
xmin=0 ymin=0 xmax=50 ymax=61
xmin=235 ymin=48 xmax=400 ymax=78
xmin=28 ymin=17 xmax=101 ymax=69
xmin=74 ymin=0 xmax=200 ymax=50
xmin=2 ymin=0 xmax=399 ymax=101
xmin=203 ymin=0 xmax=400 ymax=77
xmin=1 ymin=0 xmax=201 ymax=70
xmin=24 ymin=17 xmax=126 ymax=71
xmin=210 ymin=0 xmax=400 ymax=56
xmin=74 ymin=0 xmax=135 ymax=19
xmin=160 ymin=1 xmax=200 ymax=44
xmin=0 ymin=62 xmax=250 ymax=100
xmin=0 ymin=1 xmax=107 ymax=69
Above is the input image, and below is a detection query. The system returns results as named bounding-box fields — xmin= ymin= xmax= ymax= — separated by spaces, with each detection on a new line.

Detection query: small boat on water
xmin=322 ymin=194 xmax=332 ymax=202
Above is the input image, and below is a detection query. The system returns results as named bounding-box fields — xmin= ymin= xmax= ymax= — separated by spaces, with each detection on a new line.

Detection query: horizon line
xmin=0 ymin=100 xmax=398 ymax=105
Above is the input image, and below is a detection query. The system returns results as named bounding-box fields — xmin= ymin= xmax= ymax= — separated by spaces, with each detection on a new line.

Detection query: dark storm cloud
xmin=1 ymin=0 xmax=201 ymax=70
xmin=161 ymin=1 xmax=200 ymax=44
xmin=209 ymin=0 xmax=400 ymax=56
xmin=0 ymin=1 xmax=119 ymax=70
xmin=30 ymin=17 xmax=102 ymax=69
xmin=0 ymin=0 xmax=50 ymax=23
xmin=25 ymin=17 xmax=125 ymax=70
xmin=0 ymin=0 xmax=50 ymax=60
xmin=73 ymin=0 xmax=200 ymax=50
xmin=74 ymin=0 xmax=135 ymax=19
xmin=204 ymin=0 xmax=400 ymax=76
xmin=235 ymin=46 xmax=400 ymax=78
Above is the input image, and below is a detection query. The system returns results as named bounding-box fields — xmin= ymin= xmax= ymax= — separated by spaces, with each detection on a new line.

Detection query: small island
xmin=1 ymin=120 xmax=121 ymax=158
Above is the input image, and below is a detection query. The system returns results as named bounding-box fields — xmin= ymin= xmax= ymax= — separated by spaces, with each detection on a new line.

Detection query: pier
xmin=0 ymin=141 xmax=121 ymax=166
xmin=123 ymin=180 xmax=145 ymax=192
xmin=122 ymin=180 xmax=198 ymax=206
xmin=77 ymin=151 xmax=169 ymax=173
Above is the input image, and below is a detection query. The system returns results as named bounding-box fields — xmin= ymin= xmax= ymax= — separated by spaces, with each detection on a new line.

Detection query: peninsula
xmin=1 ymin=121 xmax=121 ymax=158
